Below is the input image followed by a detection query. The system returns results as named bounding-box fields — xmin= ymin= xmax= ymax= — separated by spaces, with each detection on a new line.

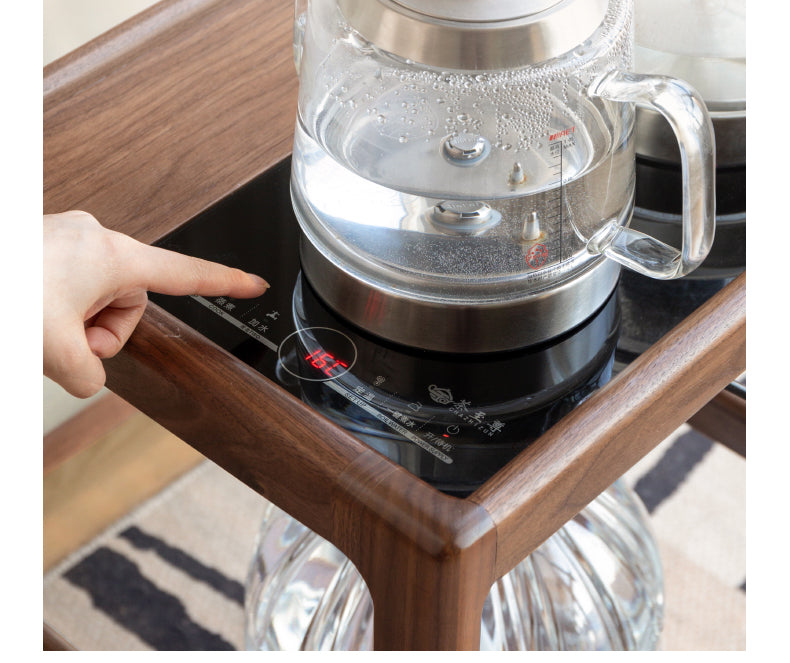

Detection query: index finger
xmin=125 ymin=238 xmax=270 ymax=299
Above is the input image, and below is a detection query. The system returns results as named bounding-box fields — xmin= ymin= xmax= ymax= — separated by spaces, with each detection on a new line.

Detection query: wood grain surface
xmin=102 ymin=301 xmax=364 ymax=547
xmin=469 ymin=272 xmax=746 ymax=579
xmin=688 ymin=388 xmax=746 ymax=457
xmin=43 ymin=0 xmax=747 ymax=650
xmin=44 ymin=0 xmax=297 ymax=244
xmin=333 ymin=452 xmax=497 ymax=650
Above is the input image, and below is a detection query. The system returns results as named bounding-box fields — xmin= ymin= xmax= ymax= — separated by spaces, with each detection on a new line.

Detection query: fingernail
xmin=248 ymin=273 xmax=270 ymax=289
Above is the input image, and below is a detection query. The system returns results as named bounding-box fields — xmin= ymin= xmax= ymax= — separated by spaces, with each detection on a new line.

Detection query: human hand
xmin=44 ymin=210 xmax=269 ymax=398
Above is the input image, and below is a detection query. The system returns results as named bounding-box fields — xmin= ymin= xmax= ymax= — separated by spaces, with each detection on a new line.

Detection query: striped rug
xmin=43 ymin=424 xmax=745 ymax=651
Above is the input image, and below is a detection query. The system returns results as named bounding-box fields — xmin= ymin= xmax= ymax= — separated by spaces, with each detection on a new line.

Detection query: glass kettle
xmin=290 ymin=0 xmax=715 ymax=352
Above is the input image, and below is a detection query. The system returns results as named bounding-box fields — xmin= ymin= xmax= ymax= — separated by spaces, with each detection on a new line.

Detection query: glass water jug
xmin=290 ymin=0 xmax=715 ymax=352
xmin=245 ymin=478 xmax=664 ymax=651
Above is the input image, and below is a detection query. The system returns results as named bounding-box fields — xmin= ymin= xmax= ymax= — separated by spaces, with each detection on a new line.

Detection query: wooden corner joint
xmin=331 ymin=453 xmax=498 ymax=650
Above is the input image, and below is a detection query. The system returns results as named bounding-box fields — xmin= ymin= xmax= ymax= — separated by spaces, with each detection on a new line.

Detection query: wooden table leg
xmin=333 ymin=455 xmax=497 ymax=650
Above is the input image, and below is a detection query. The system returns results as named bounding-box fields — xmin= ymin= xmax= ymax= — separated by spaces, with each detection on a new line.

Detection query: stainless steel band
xmin=299 ymin=234 xmax=621 ymax=353
xmin=336 ymin=0 xmax=609 ymax=70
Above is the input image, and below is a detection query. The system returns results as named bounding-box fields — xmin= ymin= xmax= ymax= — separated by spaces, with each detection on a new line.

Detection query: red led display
xmin=305 ymin=348 xmax=349 ymax=377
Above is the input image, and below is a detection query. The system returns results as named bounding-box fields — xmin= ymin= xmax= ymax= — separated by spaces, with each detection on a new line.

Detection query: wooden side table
xmin=44 ymin=0 xmax=746 ymax=650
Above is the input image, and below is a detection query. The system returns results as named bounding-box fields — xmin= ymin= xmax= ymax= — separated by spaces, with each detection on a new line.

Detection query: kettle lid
xmin=338 ymin=0 xmax=609 ymax=70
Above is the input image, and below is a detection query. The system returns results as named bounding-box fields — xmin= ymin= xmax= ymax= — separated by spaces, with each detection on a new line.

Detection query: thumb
xmin=43 ymin=321 xmax=108 ymax=398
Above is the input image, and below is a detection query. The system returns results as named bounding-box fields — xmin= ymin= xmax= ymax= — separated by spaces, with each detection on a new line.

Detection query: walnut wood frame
xmin=44 ymin=0 xmax=746 ymax=650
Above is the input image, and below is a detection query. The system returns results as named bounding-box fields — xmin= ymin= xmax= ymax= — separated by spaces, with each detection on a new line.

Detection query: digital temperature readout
xmin=277 ymin=327 xmax=357 ymax=383
xmin=304 ymin=349 xmax=349 ymax=378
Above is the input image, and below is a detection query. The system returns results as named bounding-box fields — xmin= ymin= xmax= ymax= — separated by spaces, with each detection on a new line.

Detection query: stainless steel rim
xmin=337 ymin=0 xmax=609 ymax=70
xmin=299 ymin=234 xmax=621 ymax=353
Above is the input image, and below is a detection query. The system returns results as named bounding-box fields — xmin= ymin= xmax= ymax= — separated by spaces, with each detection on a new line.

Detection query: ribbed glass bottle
xmin=244 ymin=478 xmax=663 ymax=651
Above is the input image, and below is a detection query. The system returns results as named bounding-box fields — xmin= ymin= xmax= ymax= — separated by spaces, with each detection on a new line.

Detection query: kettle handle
xmin=587 ymin=70 xmax=716 ymax=279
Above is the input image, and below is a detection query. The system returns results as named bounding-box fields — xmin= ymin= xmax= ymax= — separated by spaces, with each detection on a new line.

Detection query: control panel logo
xmin=428 ymin=384 xmax=453 ymax=405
